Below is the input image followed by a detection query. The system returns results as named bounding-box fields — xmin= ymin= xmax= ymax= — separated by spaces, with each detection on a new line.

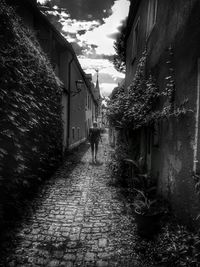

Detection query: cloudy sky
xmin=37 ymin=0 xmax=130 ymax=96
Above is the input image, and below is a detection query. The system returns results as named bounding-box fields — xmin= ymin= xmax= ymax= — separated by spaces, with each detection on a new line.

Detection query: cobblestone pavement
xmin=0 ymin=132 xmax=143 ymax=267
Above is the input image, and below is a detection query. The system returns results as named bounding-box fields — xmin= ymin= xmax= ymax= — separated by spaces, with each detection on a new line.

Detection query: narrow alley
xmin=2 ymin=0 xmax=200 ymax=266
xmin=0 ymin=132 xmax=142 ymax=267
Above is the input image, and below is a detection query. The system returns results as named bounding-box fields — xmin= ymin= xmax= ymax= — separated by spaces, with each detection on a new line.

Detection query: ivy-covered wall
xmin=0 ymin=1 xmax=63 ymax=225
xmin=124 ymin=0 xmax=200 ymax=226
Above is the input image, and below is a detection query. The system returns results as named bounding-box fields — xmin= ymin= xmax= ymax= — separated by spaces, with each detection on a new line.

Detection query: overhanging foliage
xmin=113 ymin=20 xmax=127 ymax=74
xmin=0 ymin=1 xmax=63 ymax=221
xmin=107 ymin=50 xmax=188 ymax=130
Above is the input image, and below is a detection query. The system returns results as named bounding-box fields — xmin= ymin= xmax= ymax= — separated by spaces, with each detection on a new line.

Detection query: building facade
xmin=125 ymin=0 xmax=200 ymax=226
xmin=68 ymin=63 xmax=98 ymax=149
xmin=85 ymin=74 xmax=98 ymax=137
xmin=10 ymin=0 xmax=99 ymax=152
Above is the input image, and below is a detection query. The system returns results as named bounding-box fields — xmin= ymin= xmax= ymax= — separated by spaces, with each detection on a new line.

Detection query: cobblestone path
xmin=0 ymin=133 xmax=142 ymax=267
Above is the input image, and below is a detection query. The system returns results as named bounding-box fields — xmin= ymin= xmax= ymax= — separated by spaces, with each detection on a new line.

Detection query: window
xmin=132 ymin=17 xmax=140 ymax=63
xmin=72 ymin=127 xmax=75 ymax=140
xmin=77 ymin=127 xmax=80 ymax=140
xmin=146 ymin=0 xmax=157 ymax=37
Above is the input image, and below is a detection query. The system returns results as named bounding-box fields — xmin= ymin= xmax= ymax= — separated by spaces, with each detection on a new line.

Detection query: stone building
xmin=85 ymin=74 xmax=99 ymax=137
xmin=125 ymin=0 xmax=200 ymax=226
xmin=8 ymin=0 xmax=98 ymax=151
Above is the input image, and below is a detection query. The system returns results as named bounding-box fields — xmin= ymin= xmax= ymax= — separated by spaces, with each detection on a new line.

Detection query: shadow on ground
xmin=0 ymin=142 xmax=91 ymax=255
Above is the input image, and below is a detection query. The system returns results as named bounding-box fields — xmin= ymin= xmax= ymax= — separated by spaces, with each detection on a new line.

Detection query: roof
xmin=7 ymin=0 xmax=98 ymax=103
xmin=125 ymin=0 xmax=140 ymax=42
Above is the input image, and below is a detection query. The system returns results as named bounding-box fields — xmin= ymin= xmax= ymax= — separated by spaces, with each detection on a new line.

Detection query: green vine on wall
xmin=107 ymin=49 xmax=190 ymax=130
xmin=0 ymin=1 xmax=63 ymax=221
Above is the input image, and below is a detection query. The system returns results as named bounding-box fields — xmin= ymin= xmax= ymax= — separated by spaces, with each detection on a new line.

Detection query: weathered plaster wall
xmin=125 ymin=0 xmax=148 ymax=88
xmin=69 ymin=62 xmax=86 ymax=148
xmin=149 ymin=0 xmax=200 ymax=226
xmin=126 ymin=0 xmax=200 ymax=226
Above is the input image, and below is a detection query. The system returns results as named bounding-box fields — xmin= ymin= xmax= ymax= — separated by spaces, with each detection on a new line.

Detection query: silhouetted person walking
xmin=89 ymin=121 xmax=102 ymax=163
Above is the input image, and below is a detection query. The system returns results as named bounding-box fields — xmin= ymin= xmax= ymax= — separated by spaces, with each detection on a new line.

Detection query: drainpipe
xmin=193 ymin=59 xmax=200 ymax=173
xmin=67 ymin=54 xmax=74 ymax=148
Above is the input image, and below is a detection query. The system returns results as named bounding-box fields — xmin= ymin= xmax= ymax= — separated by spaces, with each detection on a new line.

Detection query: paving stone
xmin=85 ymin=252 xmax=96 ymax=261
xmin=63 ymin=253 xmax=76 ymax=261
xmin=34 ymin=257 xmax=48 ymax=265
xmin=0 ymin=133 xmax=141 ymax=266
xmin=64 ymin=261 xmax=74 ymax=267
xmin=97 ymin=260 xmax=109 ymax=267
xmin=99 ymin=238 xmax=107 ymax=248
xmin=48 ymin=259 xmax=60 ymax=267
xmin=53 ymin=250 xmax=64 ymax=259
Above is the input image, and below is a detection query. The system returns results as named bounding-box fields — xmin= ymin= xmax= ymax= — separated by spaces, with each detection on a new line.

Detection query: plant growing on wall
xmin=106 ymin=85 xmax=127 ymax=127
xmin=108 ymin=51 xmax=161 ymax=129
xmin=113 ymin=19 xmax=127 ymax=74
xmin=0 ymin=1 xmax=63 ymax=221
xmin=107 ymin=49 xmax=189 ymax=131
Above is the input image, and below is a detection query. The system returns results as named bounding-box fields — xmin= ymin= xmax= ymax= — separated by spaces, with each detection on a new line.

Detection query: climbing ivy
xmin=0 ymin=1 xmax=63 ymax=222
xmin=107 ymin=50 xmax=188 ymax=130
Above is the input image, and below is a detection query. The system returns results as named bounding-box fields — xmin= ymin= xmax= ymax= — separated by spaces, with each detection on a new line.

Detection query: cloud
xmin=40 ymin=0 xmax=130 ymax=56
xmin=42 ymin=7 xmax=101 ymax=44
xmin=100 ymin=83 xmax=119 ymax=97
xmin=62 ymin=19 xmax=100 ymax=35
xmin=38 ymin=0 xmax=129 ymax=96
xmin=78 ymin=57 xmax=124 ymax=96
xmin=78 ymin=0 xmax=130 ymax=55
xmin=78 ymin=57 xmax=124 ymax=78
xmin=37 ymin=0 xmax=51 ymax=4
xmin=38 ymin=0 xmax=116 ymax=21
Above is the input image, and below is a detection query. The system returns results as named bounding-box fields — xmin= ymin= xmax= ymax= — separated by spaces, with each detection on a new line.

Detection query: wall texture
xmin=125 ymin=0 xmax=200 ymax=226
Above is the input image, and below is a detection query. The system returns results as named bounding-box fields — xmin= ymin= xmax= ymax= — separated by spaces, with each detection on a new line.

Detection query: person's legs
xmin=91 ymin=142 xmax=94 ymax=162
xmin=94 ymin=141 xmax=99 ymax=161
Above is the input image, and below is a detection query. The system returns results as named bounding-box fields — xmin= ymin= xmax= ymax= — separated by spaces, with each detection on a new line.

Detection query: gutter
xmin=193 ymin=59 xmax=200 ymax=173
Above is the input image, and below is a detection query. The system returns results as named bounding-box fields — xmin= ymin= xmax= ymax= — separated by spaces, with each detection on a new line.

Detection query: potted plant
xmin=133 ymin=189 xmax=167 ymax=238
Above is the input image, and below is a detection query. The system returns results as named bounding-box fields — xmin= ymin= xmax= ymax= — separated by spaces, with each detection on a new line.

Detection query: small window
xmin=72 ymin=127 xmax=75 ymax=140
xmin=146 ymin=0 xmax=158 ymax=37
xmin=77 ymin=127 xmax=80 ymax=140
xmin=132 ymin=17 xmax=140 ymax=63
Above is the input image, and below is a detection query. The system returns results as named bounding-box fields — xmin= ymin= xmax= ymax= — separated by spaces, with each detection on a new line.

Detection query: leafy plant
xmin=133 ymin=189 xmax=158 ymax=215
xmin=113 ymin=19 xmax=127 ymax=73
xmin=0 ymin=1 xmax=63 ymax=224
xmin=107 ymin=137 xmax=131 ymax=186
xmin=107 ymin=49 xmax=190 ymax=131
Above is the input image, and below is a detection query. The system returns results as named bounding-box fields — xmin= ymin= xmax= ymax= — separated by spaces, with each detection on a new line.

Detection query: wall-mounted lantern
xmin=71 ymin=80 xmax=84 ymax=96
